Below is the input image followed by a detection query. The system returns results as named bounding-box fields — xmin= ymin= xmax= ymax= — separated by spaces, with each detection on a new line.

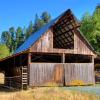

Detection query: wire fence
xmin=0 ymin=76 xmax=22 ymax=90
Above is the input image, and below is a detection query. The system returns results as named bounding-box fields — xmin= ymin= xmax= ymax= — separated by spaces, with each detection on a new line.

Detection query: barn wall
xmin=30 ymin=29 xmax=94 ymax=55
xmin=29 ymin=63 xmax=95 ymax=87
xmin=64 ymin=63 xmax=95 ymax=85
xmin=74 ymin=33 xmax=93 ymax=55
xmin=30 ymin=29 xmax=53 ymax=53
xmin=29 ymin=63 xmax=64 ymax=86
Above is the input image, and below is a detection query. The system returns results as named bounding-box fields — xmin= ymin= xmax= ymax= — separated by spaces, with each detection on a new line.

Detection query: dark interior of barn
xmin=53 ymin=10 xmax=75 ymax=49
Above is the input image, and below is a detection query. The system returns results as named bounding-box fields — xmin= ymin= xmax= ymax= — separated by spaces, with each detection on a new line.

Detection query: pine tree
xmin=33 ymin=14 xmax=44 ymax=32
xmin=16 ymin=27 xmax=25 ymax=48
xmin=41 ymin=12 xmax=51 ymax=23
xmin=25 ymin=21 xmax=33 ymax=39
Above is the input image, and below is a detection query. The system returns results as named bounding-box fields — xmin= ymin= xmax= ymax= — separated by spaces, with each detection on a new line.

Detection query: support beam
xmin=27 ymin=53 xmax=31 ymax=88
xmin=14 ymin=56 xmax=15 ymax=68
xmin=62 ymin=53 xmax=65 ymax=63
xmin=28 ymin=53 xmax=31 ymax=65
xmin=19 ymin=55 xmax=22 ymax=67
xmin=92 ymin=56 xmax=95 ymax=85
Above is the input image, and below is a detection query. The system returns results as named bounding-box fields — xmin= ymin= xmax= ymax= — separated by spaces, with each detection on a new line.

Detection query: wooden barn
xmin=0 ymin=9 xmax=96 ymax=89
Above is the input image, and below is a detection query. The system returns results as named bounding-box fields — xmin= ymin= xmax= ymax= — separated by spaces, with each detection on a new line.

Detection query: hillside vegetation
xmin=0 ymin=44 xmax=10 ymax=59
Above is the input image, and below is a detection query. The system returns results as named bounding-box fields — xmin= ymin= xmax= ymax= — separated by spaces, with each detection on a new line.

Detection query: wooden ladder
xmin=22 ymin=66 xmax=28 ymax=89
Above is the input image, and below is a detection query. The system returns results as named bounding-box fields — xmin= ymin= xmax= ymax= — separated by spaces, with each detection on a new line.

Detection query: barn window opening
xmin=31 ymin=53 xmax=61 ymax=63
xmin=65 ymin=54 xmax=92 ymax=63
xmin=53 ymin=11 xmax=77 ymax=49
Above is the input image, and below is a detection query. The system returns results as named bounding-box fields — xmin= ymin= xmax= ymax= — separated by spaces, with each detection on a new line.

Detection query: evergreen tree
xmin=25 ymin=21 xmax=33 ymax=39
xmin=16 ymin=27 xmax=25 ymax=48
xmin=41 ymin=12 xmax=51 ymax=23
xmin=33 ymin=14 xmax=44 ymax=32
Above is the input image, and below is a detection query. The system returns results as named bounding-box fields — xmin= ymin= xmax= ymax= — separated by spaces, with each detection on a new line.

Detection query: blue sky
xmin=0 ymin=0 xmax=100 ymax=35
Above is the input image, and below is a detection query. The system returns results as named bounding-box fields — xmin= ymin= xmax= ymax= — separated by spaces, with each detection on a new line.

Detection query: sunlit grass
xmin=0 ymin=87 xmax=99 ymax=100
xmin=0 ymin=74 xmax=99 ymax=100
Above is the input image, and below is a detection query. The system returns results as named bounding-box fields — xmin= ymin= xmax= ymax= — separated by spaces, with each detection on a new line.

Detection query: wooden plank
xmin=30 ymin=29 xmax=94 ymax=55
xmin=29 ymin=62 xmax=94 ymax=87
xmin=29 ymin=63 xmax=64 ymax=86
xmin=64 ymin=63 xmax=95 ymax=86
xmin=62 ymin=53 xmax=65 ymax=63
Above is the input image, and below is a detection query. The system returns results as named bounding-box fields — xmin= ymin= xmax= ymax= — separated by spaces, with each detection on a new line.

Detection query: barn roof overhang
xmin=0 ymin=50 xmax=29 ymax=62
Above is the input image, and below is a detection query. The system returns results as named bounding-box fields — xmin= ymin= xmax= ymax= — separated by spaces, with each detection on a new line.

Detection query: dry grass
xmin=0 ymin=87 xmax=99 ymax=100
xmin=0 ymin=74 xmax=99 ymax=100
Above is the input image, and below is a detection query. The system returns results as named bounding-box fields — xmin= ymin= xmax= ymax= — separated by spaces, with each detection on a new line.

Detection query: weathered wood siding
xmin=30 ymin=29 xmax=94 ymax=55
xmin=74 ymin=33 xmax=93 ymax=55
xmin=29 ymin=63 xmax=64 ymax=86
xmin=30 ymin=30 xmax=53 ymax=53
xmin=64 ymin=63 xmax=95 ymax=85
xmin=29 ymin=63 xmax=94 ymax=87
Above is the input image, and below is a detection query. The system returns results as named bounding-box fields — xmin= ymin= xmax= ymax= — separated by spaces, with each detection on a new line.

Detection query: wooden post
xmin=62 ymin=53 xmax=65 ymax=86
xmin=92 ymin=56 xmax=95 ymax=85
xmin=62 ymin=53 xmax=65 ymax=63
xmin=27 ymin=53 xmax=31 ymax=88
xmin=28 ymin=53 xmax=31 ymax=65
xmin=14 ymin=56 xmax=15 ymax=68
xmin=19 ymin=55 xmax=22 ymax=67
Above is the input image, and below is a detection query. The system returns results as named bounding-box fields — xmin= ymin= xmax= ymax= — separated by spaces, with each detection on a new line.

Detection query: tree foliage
xmin=1 ymin=27 xmax=25 ymax=53
xmin=80 ymin=5 xmax=100 ymax=53
xmin=41 ymin=12 xmax=51 ymax=23
xmin=1 ymin=6 xmax=100 ymax=55
xmin=0 ymin=11 xmax=51 ymax=54
xmin=0 ymin=44 xmax=10 ymax=59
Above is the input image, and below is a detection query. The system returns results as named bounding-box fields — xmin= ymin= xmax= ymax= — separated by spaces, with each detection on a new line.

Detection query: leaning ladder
xmin=22 ymin=66 xmax=28 ymax=89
